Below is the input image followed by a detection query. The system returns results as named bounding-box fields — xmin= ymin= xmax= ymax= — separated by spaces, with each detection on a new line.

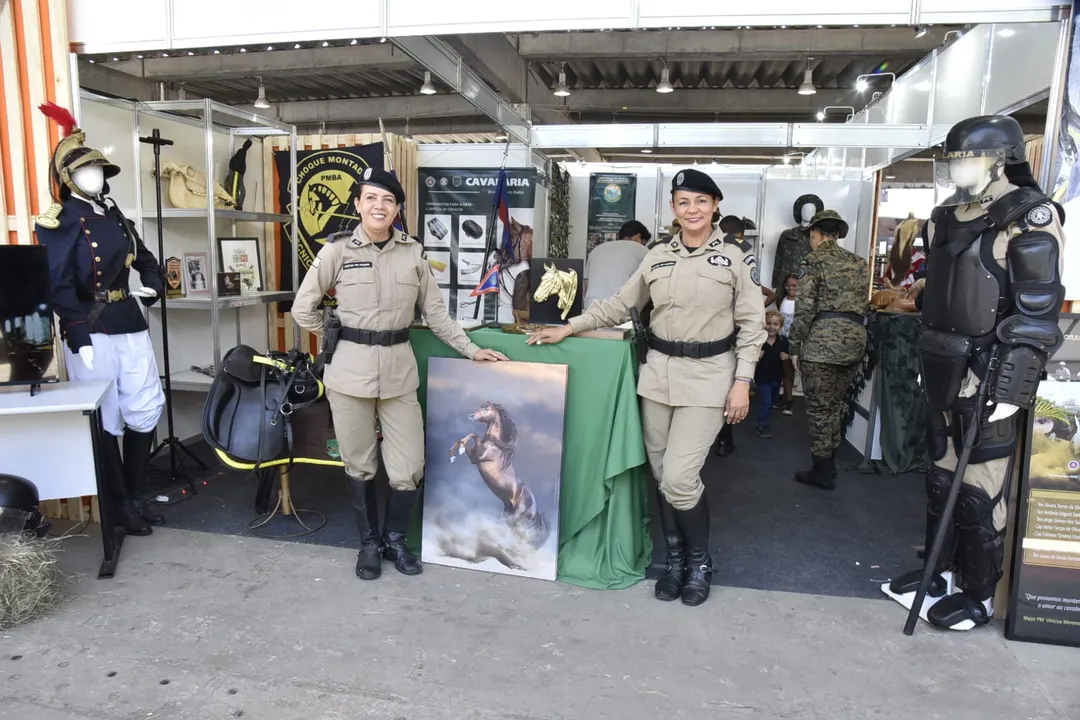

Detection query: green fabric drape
xmin=408 ymin=328 xmax=652 ymax=589
xmin=874 ymin=313 xmax=929 ymax=474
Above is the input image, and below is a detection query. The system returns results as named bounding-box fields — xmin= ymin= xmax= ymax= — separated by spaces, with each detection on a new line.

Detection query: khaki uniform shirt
xmin=926 ymin=178 xmax=1067 ymax=398
xmin=569 ymin=228 xmax=767 ymax=408
xmin=292 ymin=226 xmax=480 ymax=400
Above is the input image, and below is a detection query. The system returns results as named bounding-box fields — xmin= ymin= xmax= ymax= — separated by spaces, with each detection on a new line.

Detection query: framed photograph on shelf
xmin=217 ymin=236 xmax=263 ymax=293
xmin=181 ymin=252 xmax=210 ymax=296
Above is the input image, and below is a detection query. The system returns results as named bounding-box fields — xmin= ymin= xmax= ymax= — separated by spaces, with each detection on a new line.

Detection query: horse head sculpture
xmin=533 ymin=263 xmax=578 ymax=320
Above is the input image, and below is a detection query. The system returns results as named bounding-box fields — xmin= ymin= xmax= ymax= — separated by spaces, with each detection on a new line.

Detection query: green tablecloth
xmin=409 ymin=327 xmax=651 ymax=590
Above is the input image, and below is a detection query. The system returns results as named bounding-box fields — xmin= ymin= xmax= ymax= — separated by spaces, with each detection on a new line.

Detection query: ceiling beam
xmin=107 ymin=44 xmax=417 ymax=82
xmin=517 ymin=27 xmax=951 ymax=61
xmin=238 ymin=94 xmax=479 ymax=125
xmin=553 ymin=88 xmax=857 ymax=116
xmin=78 ymin=58 xmax=167 ymax=101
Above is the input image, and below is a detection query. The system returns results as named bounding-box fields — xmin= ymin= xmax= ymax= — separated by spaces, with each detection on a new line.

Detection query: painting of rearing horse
xmin=449 ymin=402 xmax=550 ymax=550
xmin=421 ymin=357 xmax=568 ymax=581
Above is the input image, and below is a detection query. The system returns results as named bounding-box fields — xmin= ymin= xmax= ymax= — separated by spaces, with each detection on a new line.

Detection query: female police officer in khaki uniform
xmin=528 ymin=169 xmax=766 ymax=606
xmin=293 ymin=168 xmax=507 ymax=581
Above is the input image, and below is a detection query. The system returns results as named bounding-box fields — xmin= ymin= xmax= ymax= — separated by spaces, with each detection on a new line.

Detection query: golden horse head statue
xmin=533 ymin=263 xmax=578 ymax=320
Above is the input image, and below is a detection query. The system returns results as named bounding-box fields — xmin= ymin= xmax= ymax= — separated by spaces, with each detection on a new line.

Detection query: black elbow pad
xmin=996 ymin=315 xmax=1064 ymax=353
xmin=1008 ymin=231 xmax=1065 ymax=316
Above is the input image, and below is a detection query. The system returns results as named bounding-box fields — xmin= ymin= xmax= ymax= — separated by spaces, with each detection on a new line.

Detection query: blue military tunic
xmin=34 ymin=197 xmax=164 ymax=353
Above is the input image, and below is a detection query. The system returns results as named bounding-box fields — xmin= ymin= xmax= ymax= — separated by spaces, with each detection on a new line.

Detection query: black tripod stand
xmin=141 ymin=128 xmax=205 ymax=495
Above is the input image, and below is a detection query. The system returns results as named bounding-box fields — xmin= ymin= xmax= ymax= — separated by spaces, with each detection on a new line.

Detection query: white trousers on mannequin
xmin=64 ymin=331 xmax=165 ymax=437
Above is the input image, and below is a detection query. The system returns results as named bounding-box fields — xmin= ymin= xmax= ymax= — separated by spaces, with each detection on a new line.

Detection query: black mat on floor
xmin=150 ymin=399 xmax=926 ymax=599
xmin=645 ymin=399 xmax=927 ymax=599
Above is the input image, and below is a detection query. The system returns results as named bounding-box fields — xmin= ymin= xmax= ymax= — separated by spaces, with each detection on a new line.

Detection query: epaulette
xmin=723 ymin=234 xmax=752 ymax=253
xmin=326 ymin=231 xmax=351 ymax=244
xmin=35 ymin=203 xmax=63 ymax=230
xmin=987 ymin=187 xmax=1050 ymax=230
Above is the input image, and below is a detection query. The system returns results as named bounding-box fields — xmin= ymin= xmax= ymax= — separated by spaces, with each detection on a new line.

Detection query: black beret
xmin=671 ymin=168 xmax=723 ymax=201
xmin=357 ymin=167 xmax=405 ymax=204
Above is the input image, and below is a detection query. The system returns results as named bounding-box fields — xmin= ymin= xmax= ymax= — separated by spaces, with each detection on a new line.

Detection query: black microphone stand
xmin=140 ymin=128 xmax=205 ymax=496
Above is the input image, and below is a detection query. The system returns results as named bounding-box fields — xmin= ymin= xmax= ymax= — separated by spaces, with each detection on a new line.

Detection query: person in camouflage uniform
xmin=771 ymin=194 xmax=823 ymax=295
xmin=788 ymin=210 xmax=870 ymax=490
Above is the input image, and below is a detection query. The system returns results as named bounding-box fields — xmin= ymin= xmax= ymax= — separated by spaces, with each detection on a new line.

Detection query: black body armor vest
xmin=922 ymin=212 xmax=1007 ymax=338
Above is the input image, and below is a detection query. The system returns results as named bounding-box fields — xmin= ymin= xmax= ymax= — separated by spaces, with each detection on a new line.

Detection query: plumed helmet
xmin=0 ymin=474 xmax=42 ymax=535
xmin=809 ymin=209 xmax=849 ymax=239
xmin=943 ymin=115 xmax=1026 ymax=164
xmin=38 ymin=102 xmax=121 ymax=203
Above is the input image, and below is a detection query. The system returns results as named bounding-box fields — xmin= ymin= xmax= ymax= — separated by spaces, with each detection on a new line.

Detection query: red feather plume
xmin=38 ymin=102 xmax=78 ymax=138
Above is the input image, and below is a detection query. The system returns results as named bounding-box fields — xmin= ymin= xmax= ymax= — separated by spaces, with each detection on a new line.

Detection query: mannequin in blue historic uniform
xmin=34 ymin=103 xmax=167 ymax=536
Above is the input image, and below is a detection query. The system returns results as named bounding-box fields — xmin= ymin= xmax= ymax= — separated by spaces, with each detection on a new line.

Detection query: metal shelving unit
xmin=80 ymin=93 xmax=300 ymax=393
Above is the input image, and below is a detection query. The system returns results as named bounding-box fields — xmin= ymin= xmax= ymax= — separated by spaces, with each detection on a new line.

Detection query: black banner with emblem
xmin=274 ymin=143 xmax=384 ymax=309
xmin=417 ymin=168 xmax=537 ymax=324
xmin=1006 ymin=314 xmax=1080 ymax=648
xmin=586 ymin=173 xmax=637 ymax=257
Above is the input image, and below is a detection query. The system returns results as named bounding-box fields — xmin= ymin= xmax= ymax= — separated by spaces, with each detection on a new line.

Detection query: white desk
xmin=0 ymin=379 xmax=123 ymax=578
xmin=0 ymin=379 xmax=112 ymax=500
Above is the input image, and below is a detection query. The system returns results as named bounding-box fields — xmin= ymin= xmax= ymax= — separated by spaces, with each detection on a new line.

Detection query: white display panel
xmin=79 ymin=97 xmax=138 ymax=208
xmin=171 ymin=0 xmax=380 ymax=46
xmin=920 ymin=0 xmax=1068 ymax=24
xmin=984 ymin=23 xmax=1061 ymax=114
xmin=929 ymin=24 xmax=992 ymax=142
xmin=637 ymin=0 xmax=912 ymax=27
xmin=882 ymin=58 xmax=933 ymax=126
xmin=67 ymin=0 xmax=168 ymax=52
xmin=389 ymin=0 xmax=631 ymax=35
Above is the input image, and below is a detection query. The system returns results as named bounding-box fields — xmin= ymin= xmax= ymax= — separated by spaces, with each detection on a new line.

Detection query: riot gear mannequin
xmin=883 ymin=115 xmax=1066 ymax=631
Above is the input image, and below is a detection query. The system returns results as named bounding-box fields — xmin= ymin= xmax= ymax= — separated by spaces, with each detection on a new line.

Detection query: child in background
xmin=777 ymin=273 xmax=798 ymax=415
xmin=755 ymin=310 xmax=790 ymax=438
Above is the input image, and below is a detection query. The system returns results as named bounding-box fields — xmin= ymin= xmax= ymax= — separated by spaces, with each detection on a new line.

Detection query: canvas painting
xmin=422 ymin=357 xmax=568 ymax=581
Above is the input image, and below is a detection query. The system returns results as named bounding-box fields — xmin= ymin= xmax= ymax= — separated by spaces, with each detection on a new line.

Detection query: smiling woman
xmin=289 ymin=167 xmax=509 ymax=583
xmin=526 ymin=168 xmax=767 ymax=607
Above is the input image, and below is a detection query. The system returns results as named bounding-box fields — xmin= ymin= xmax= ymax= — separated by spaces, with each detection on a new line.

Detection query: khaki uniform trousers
xmin=326 ymin=387 xmax=425 ymax=491
xmin=935 ymin=445 xmax=1010 ymax=532
xmin=641 ymin=398 xmax=727 ymax=511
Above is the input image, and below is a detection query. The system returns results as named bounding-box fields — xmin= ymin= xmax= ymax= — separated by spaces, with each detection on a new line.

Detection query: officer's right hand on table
xmin=474 ymin=348 xmax=510 ymax=362
xmin=526 ymin=325 xmax=574 ymax=346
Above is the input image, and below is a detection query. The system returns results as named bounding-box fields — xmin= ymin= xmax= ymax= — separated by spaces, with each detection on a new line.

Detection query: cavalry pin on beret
xmin=671 ymin=168 xmax=723 ymax=201
xmin=358 ymin=167 xmax=405 ymax=204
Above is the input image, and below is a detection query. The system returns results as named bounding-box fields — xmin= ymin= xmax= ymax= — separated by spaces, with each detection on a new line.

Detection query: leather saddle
xmin=201 ymin=345 xmax=324 ymax=471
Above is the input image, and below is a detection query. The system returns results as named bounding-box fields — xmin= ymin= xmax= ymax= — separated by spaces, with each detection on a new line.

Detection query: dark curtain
xmin=874 ymin=313 xmax=929 ymax=474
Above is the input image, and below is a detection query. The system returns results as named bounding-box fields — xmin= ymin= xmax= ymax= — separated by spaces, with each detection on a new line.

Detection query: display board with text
xmin=586 ymin=173 xmax=637 ymax=257
xmin=1006 ymin=314 xmax=1080 ymax=647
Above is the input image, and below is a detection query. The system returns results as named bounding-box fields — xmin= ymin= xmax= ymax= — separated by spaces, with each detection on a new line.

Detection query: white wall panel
xmin=388 ymin=0 xmax=632 ymax=36
xmin=637 ymin=0 xmax=912 ymax=27
xmin=984 ymin=23 xmax=1060 ymax=113
xmin=920 ymin=0 xmax=1067 ymax=23
xmin=171 ymin=0 xmax=381 ymax=47
xmin=882 ymin=59 xmax=933 ymax=125
xmin=929 ymin=24 xmax=992 ymax=142
xmin=67 ymin=0 xmax=168 ymax=52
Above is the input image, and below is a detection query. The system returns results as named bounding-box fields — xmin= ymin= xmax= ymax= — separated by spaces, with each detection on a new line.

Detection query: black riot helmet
xmin=942 ymin=115 xmax=1026 ymax=164
xmin=0 ymin=474 xmax=44 ymax=535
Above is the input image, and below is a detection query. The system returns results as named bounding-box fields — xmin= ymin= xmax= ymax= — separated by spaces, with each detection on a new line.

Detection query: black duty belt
xmin=648 ymin=333 xmax=734 ymax=359
xmin=814 ymin=310 xmax=868 ymax=327
xmin=339 ymin=327 xmax=411 ymax=347
xmin=92 ymin=288 xmax=130 ymax=303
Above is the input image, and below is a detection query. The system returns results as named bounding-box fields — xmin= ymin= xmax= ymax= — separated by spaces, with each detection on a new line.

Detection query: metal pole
xmin=1040 ymin=14 xmax=1074 ymax=191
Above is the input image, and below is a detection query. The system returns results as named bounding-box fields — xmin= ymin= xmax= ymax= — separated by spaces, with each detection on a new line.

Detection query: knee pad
xmin=925 ymin=466 xmax=954 ymax=515
xmin=954 ymin=484 xmax=996 ymax=529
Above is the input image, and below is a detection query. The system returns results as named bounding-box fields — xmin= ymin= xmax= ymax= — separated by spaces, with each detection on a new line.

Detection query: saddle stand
xmin=202 ymin=344 xmax=341 ymax=538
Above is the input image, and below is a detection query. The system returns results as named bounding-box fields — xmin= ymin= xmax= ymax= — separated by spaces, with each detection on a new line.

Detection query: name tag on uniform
xmin=343 ymin=261 xmax=372 ymax=270
xmin=651 ymin=260 xmax=676 ymax=270
xmin=707 ymin=255 xmax=731 ymax=267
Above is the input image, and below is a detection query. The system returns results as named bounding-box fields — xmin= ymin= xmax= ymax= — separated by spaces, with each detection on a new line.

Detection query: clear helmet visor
xmin=933 ymin=149 xmax=1007 ymax=207
xmin=0 ymin=507 xmax=33 ymax=535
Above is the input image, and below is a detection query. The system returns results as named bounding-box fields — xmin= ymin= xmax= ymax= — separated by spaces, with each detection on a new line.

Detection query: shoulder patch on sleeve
xmin=1026 ymin=203 xmax=1054 ymax=228
xmin=724 ymin=235 xmax=752 ymax=253
xmin=750 ymin=266 xmax=760 ymax=286
xmin=796 ymin=264 xmax=809 ymax=279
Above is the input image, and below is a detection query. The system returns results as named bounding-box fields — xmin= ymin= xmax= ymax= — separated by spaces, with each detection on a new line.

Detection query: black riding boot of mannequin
xmin=123 ymin=429 xmax=164 ymax=525
xmin=348 ymin=475 xmax=383 ymax=580
xmin=382 ymin=487 xmax=422 ymax=575
xmin=102 ymin=434 xmax=151 ymax=536
xmin=653 ymin=489 xmax=687 ymax=601
xmin=673 ymin=495 xmax=713 ymax=606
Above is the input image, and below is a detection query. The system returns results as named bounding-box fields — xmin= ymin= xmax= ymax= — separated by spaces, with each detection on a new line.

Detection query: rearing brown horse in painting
xmin=448 ymin=401 xmax=551 ymax=550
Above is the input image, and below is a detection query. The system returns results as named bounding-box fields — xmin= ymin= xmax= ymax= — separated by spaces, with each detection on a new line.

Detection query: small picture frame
xmin=217 ymin=236 xmax=263 ymax=294
xmin=165 ymin=256 xmax=185 ymax=298
xmin=217 ymin=271 xmax=241 ymax=297
xmin=182 ymin=252 xmax=210 ymax=296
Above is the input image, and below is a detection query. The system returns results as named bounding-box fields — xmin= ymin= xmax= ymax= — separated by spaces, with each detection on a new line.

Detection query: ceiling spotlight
xmin=187 ymin=51 xmax=194 ymax=56
xmin=113 ymin=57 xmax=119 ymax=61
xmin=240 ymin=48 xmax=247 ymax=53
xmin=782 ymin=155 xmax=791 ymax=165
xmin=656 ymin=65 xmax=674 ymax=93
xmin=137 ymin=54 xmax=144 ymax=59
xmin=254 ymin=78 xmax=270 ymax=109
xmin=350 ymin=39 xmax=358 ymax=45
xmin=420 ymin=71 xmax=437 ymax=95
xmin=856 ymin=78 xmax=869 ymax=93
xmin=88 ymin=59 xmax=95 ymax=63
xmin=322 ymin=41 xmax=329 ymax=47
xmin=162 ymin=52 xmax=169 ymax=57
xmin=914 ymin=25 xmax=928 ymax=39
xmin=294 ymin=43 xmax=301 ymax=49
xmin=267 ymin=45 xmax=274 ymax=51
xmin=798 ymin=61 xmax=816 ymax=95
xmin=998 ymin=28 xmax=1016 ymax=38
xmin=213 ymin=49 xmax=220 ymax=54
xmin=816 ymin=110 xmax=825 ymax=121
xmin=380 ymin=37 xmax=387 ymax=43
xmin=641 ymin=149 xmax=653 ymax=154
xmin=554 ymin=67 xmax=570 ymax=97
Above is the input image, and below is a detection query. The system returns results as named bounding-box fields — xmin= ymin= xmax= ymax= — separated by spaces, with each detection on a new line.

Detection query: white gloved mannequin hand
xmin=131 ymin=287 xmax=157 ymax=298
xmin=987 ymin=401 xmax=1020 ymax=423
xmin=78 ymin=345 xmax=95 ymax=371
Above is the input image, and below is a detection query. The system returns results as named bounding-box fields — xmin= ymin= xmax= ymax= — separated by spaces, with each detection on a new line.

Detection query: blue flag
xmin=470 ymin=264 xmax=500 ymax=296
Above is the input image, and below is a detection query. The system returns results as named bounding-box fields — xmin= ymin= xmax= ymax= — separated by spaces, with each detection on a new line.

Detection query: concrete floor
xmin=3 ymin=525 xmax=1079 ymax=720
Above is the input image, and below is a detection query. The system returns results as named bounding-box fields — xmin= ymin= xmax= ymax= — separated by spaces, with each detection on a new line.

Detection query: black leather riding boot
xmin=653 ymin=489 xmax=687 ymax=601
xmin=348 ymin=475 xmax=383 ymax=580
xmin=673 ymin=496 xmax=713 ymax=607
xmin=123 ymin=429 xmax=165 ymax=526
xmin=382 ymin=487 xmax=422 ymax=576
xmin=102 ymin=434 xmax=151 ymax=536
